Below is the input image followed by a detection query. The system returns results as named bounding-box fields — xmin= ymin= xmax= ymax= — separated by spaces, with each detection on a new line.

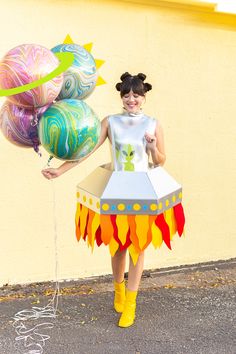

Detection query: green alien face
xmin=116 ymin=143 xmax=135 ymax=171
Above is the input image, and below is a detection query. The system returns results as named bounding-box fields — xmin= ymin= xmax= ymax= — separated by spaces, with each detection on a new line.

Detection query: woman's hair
xmin=115 ymin=72 xmax=152 ymax=97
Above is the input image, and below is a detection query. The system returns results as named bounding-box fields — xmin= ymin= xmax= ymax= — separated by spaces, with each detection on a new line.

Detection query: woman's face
xmin=122 ymin=90 xmax=145 ymax=114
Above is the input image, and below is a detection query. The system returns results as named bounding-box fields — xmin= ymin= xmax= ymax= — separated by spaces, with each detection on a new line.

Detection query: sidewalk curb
xmin=1 ymin=258 xmax=235 ymax=302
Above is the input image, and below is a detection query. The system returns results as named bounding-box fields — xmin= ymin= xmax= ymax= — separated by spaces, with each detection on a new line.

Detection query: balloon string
xmin=29 ymin=111 xmax=42 ymax=156
xmin=12 ymin=179 xmax=60 ymax=354
xmin=47 ymin=156 xmax=54 ymax=166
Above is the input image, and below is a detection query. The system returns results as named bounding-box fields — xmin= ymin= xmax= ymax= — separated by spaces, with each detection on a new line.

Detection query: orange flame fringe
xmin=75 ymin=203 xmax=185 ymax=265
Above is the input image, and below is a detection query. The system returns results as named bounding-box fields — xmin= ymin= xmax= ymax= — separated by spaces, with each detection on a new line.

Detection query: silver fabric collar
xmin=122 ymin=109 xmax=143 ymax=117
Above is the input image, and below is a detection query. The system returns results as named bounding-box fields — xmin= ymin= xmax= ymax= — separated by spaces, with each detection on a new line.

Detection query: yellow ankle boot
xmin=114 ymin=281 xmax=126 ymax=313
xmin=118 ymin=289 xmax=137 ymax=328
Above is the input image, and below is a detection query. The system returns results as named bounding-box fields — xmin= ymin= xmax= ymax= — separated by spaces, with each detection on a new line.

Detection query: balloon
xmin=0 ymin=44 xmax=63 ymax=108
xmin=51 ymin=44 xmax=97 ymax=100
xmin=0 ymin=101 xmax=48 ymax=153
xmin=38 ymin=99 xmax=101 ymax=161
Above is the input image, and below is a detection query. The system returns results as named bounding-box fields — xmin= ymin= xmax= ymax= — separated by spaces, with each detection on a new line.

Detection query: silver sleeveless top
xmin=108 ymin=112 xmax=157 ymax=172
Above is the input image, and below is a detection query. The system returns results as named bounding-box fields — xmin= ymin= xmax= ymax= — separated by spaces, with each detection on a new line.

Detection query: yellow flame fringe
xmin=75 ymin=203 xmax=184 ymax=266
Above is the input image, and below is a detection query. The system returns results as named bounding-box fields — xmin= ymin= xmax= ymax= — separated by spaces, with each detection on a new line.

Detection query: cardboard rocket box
xmin=75 ymin=164 xmax=185 ymax=263
xmin=77 ymin=164 xmax=182 ymax=215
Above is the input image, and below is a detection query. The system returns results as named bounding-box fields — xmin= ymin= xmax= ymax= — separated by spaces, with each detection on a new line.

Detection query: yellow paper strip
xmin=75 ymin=203 xmax=81 ymax=226
xmin=116 ymin=215 xmax=129 ymax=245
xmin=109 ymin=237 xmax=119 ymax=257
xmin=151 ymin=222 xmax=163 ymax=249
xmin=87 ymin=209 xmax=95 ymax=247
xmin=135 ymin=215 xmax=149 ymax=250
xmin=164 ymin=208 xmax=177 ymax=241
xmin=80 ymin=205 xmax=88 ymax=238
xmin=128 ymin=244 xmax=140 ymax=266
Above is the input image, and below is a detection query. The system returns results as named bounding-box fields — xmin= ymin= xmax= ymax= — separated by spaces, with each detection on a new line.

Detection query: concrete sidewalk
xmin=0 ymin=259 xmax=236 ymax=354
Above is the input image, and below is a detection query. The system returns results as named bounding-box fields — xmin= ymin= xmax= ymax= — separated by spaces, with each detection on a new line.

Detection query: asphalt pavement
xmin=0 ymin=259 xmax=236 ymax=354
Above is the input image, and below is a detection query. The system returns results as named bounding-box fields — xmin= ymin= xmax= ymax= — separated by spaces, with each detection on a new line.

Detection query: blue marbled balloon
xmin=51 ymin=44 xmax=97 ymax=100
xmin=38 ymin=99 xmax=101 ymax=161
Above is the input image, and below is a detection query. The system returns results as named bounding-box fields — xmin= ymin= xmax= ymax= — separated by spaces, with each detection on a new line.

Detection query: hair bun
xmin=137 ymin=73 xmax=146 ymax=81
xmin=120 ymin=72 xmax=132 ymax=81
xmin=115 ymin=82 xmax=122 ymax=91
xmin=115 ymin=72 xmax=152 ymax=96
xmin=144 ymin=83 xmax=152 ymax=92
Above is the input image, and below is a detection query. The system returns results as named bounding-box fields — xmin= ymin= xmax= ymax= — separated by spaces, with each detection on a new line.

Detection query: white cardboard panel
xmin=102 ymin=171 xmax=157 ymax=200
xmin=147 ymin=167 xmax=182 ymax=199
xmin=77 ymin=166 xmax=113 ymax=198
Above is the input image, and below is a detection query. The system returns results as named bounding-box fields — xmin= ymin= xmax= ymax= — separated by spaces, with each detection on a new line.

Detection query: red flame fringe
xmin=75 ymin=203 xmax=185 ymax=265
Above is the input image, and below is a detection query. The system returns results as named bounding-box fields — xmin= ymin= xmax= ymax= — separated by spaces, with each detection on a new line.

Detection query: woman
xmin=42 ymin=72 xmax=167 ymax=328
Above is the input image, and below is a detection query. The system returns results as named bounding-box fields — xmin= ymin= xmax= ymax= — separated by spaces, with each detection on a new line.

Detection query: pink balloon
xmin=0 ymin=100 xmax=49 ymax=153
xmin=0 ymin=44 xmax=63 ymax=108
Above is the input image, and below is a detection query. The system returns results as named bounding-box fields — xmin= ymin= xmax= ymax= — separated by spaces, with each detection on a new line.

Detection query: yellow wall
xmin=0 ymin=0 xmax=236 ymax=286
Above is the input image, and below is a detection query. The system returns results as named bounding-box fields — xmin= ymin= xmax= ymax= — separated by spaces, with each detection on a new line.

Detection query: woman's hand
xmin=41 ymin=168 xmax=61 ymax=180
xmin=145 ymin=132 xmax=157 ymax=152
xmin=145 ymin=123 xmax=166 ymax=166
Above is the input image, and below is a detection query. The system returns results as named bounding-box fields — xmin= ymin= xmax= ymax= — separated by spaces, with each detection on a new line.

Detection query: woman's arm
xmin=145 ymin=122 xmax=166 ymax=166
xmin=41 ymin=117 xmax=109 ymax=179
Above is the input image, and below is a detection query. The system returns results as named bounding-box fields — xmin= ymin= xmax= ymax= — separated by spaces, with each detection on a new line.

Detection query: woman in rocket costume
xmin=42 ymin=72 xmax=185 ymax=328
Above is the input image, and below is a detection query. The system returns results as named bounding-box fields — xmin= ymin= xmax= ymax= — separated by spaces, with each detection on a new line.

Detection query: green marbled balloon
xmin=38 ymin=99 xmax=101 ymax=160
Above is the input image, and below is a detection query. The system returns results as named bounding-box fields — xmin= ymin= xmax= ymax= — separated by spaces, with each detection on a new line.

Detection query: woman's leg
xmin=111 ymin=249 xmax=144 ymax=287
xmin=127 ymin=251 xmax=144 ymax=291
xmin=111 ymin=249 xmax=127 ymax=283
xmin=111 ymin=249 xmax=127 ymax=313
xmin=118 ymin=251 xmax=144 ymax=327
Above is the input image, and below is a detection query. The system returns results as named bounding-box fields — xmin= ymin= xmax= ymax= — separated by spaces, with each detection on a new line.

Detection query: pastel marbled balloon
xmin=38 ymin=99 xmax=101 ymax=161
xmin=0 ymin=44 xmax=63 ymax=108
xmin=51 ymin=44 xmax=97 ymax=100
xmin=0 ymin=100 xmax=48 ymax=152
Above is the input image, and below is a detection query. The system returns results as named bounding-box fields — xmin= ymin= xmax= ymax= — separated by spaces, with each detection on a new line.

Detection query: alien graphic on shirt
xmin=116 ymin=143 xmax=135 ymax=171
